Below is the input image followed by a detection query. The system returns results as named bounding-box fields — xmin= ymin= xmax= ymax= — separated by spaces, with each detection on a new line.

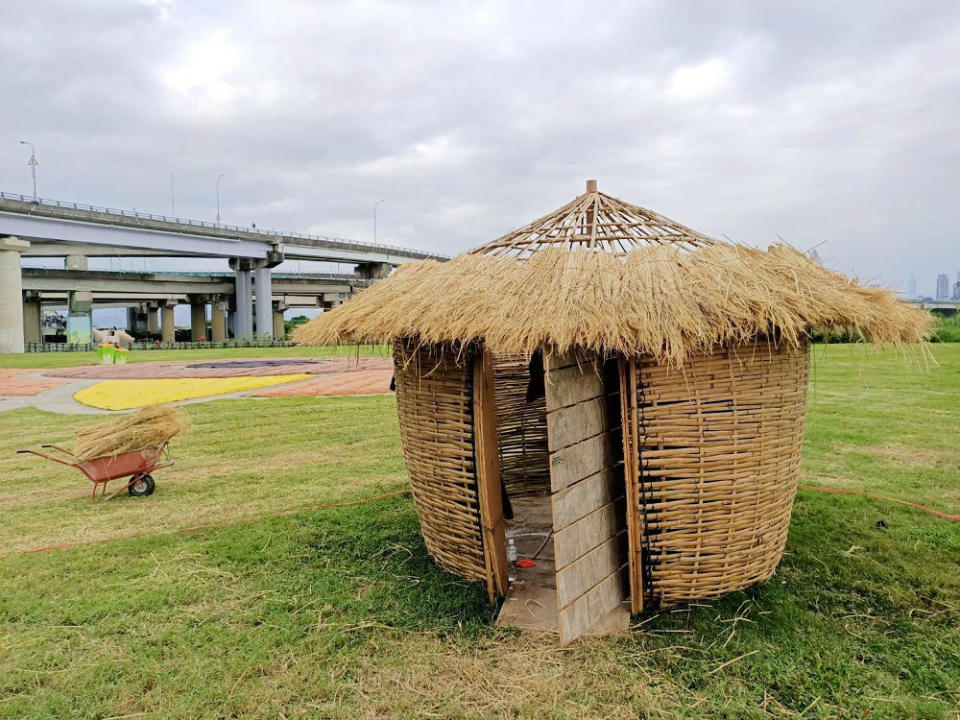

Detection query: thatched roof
xmin=294 ymin=182 xmax=928 ymax=364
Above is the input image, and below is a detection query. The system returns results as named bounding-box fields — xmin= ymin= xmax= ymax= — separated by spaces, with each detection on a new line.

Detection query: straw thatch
xmin=74 ymin=405 xmax=188 ymax=462
xmin=295 ymin=183 xmax=927 ymax=362
xmin=294 ymin=242 xmax=928 ymax=365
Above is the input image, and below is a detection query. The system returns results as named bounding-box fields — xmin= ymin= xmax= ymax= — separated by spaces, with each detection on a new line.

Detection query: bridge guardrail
xmin=0 ymin=191 xmax=449 ymax=259
xmin=25 ymin=339 xmax=300 ymax=353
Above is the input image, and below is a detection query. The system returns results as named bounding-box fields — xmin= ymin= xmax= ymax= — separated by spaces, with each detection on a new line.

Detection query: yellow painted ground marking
xmin=73 ymin=375 xmax=313 ymax=410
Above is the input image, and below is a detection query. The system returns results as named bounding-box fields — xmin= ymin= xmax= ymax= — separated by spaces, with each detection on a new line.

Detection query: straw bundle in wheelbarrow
xmin=74 ymin=405 xmax=188 ymax=462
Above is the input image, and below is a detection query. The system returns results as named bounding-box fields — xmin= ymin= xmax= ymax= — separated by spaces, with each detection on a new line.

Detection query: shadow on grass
xmin=198 ymin=496 xmax=495 ymax=639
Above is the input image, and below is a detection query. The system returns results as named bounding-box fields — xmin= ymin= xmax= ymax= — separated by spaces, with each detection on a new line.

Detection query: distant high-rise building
xmin=908 ymin=275 xmax=917 ymax=299
xmin=953 ymin=281 xmax=960 ymax=300
xmin=936 ymin=273 xmax=950 ymax=299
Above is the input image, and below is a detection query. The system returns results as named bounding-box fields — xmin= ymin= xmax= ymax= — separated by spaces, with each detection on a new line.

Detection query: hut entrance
xmin=492 ymin=349 xmax=631 ymax=643
xmin=491 ymin=351 xmax=557 ymax=632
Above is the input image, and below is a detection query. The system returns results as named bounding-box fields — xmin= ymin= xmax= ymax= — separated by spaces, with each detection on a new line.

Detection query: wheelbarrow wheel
xmin=128 ymin=473 xmax=155 ymax=497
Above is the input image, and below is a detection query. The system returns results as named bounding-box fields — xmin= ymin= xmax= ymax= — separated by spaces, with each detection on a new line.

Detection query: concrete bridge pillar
xmin=229 ymin=258 xmax=254 ymax=340
xmin=126 ymin=304 xmax=150 ymax=335
xmin=211 ymin=298 xmax=227 ymax=343
xmin=160 ymin=302 xmax=176 ymax=344
xmin=147 ymin=304 xmax=161 ymax=334
xmin=0 ymin=236 xmax=30 ymax=353
xmin=254 ymin=265 xmax=273 ymax=338
xmin=189 ymin=296 xmax=208 ymax=342
xmin=355 ymin=261 xmax=393 ymax=280
xmin=272 ymin=302 xmax=288 ymax=340
xmin=22 ymin=292 xmax=42 ymax=345
xmin=67 ymin=291 xmax=93 ymax=345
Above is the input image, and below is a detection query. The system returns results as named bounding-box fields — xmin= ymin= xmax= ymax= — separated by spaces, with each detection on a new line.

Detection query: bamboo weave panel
xmin=393 ymin=342 xmax=486 ymax=580
xmin=491 ymin=354 xmax=550 ymax=496
xmin=634 ymin=338 xmax=809 ymax=604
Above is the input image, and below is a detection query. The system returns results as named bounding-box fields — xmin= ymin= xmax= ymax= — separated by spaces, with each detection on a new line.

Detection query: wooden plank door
xmin=473 ymin=347 xmax=509 ymax=602
xmin=546 ymin=349 xmax=629 ymax=645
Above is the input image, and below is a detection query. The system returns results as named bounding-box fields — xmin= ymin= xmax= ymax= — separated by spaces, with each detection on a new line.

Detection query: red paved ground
xmin=0 ymin=370 xmax=72 ymax=396
xmin=46 ymin=356 xmax=392 ymax=379
xmin=0 ymin=357 xmax=394 ymax=402
xmin=254 ymin=369 xmax=394 ymax=397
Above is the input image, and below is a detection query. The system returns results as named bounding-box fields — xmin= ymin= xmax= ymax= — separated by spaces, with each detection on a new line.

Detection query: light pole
xmin=216 ymin=172 xmax=224 ymax=224
xmin=373 ymin=199 xmax=384 ymax=244
xmin=18 ymin=140 xmax=38 ymax=201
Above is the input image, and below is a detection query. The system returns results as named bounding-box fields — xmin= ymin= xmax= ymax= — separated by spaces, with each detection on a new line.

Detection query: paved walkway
xmin=0 ymin=357 xmax=395 ymax=414
xmin=0 ymin=369 xmax=72 ymax=396
xmin=255 ymin=368 xmax=394 ymax=397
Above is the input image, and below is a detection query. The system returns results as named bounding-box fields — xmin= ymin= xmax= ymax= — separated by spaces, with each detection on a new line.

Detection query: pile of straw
xmin=74 ymin=404 xmax=188 ymax=462
xmin=293 ymin=243 xmax=930 ymax=365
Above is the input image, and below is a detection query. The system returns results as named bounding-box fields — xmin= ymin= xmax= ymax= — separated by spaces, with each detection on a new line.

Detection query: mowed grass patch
xmin=1 ymin=342 xmax=959 ymax=718
xmin=803 ymin=343 xmax=960 ymax=512
xmin=0 ymin=344 xmax=390 ymax=370
xmin=0 ymin=395 xmax=405 ymax=554
xmin=1 ymin=492 xmax=957 ymax=718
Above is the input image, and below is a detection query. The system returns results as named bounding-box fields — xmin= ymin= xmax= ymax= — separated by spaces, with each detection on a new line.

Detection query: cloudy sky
xmin=2 ymin=0 xmax=959 ymax=295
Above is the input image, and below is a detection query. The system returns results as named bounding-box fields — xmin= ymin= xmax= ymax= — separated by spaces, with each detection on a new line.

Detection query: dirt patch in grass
xmin=315 ymin=632 xmax=685 ymax=718
xmin=0 ymin=486 xmax=91 ymax=511
xmin=799 ymin=472 xmax=860 ymax=488
xmin=850 ymin=443 xmax=945 ymax=467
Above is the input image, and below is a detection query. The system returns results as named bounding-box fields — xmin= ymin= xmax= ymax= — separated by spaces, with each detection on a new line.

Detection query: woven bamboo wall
xmin=393 ymin=342 xmax=487 ymax=580
xmin=491 ymin=354 xmax=550 ymax=496
xmin=631 ymin=338 xmax=809 ymax=605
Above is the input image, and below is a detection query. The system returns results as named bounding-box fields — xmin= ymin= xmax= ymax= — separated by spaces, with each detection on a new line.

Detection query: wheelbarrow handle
xmin=40 ymin=444 xmax=76 ymax=457
xmin=16 ymin=448 xmax=78 ymax=468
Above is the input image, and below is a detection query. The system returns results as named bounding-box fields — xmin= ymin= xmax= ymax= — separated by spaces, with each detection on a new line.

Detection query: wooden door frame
xmin=473 ymin=346 xmax=509 ymax=602
xmin=619 ymin=356 xmax=645 ymax=614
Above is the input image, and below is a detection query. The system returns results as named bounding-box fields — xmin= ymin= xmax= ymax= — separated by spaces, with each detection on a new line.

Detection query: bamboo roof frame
xmin=473 ymin=180 xmax=717 ymax=257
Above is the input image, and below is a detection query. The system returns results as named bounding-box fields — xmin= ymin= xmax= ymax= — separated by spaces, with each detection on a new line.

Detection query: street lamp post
xmin=18 ymin=140 xmax=38 ymax=201
xmin=373 ymin=199 xmax=384 ymax=244
xmin=216 ymin=173 xmax=225 ymax=224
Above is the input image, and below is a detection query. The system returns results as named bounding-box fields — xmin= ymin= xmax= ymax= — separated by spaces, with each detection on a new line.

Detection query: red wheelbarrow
xmin=17 ymin=443 xmax=173 ymax=499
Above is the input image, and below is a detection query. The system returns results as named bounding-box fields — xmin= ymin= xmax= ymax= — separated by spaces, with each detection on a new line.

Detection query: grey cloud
xmin=2 ymin=0 xmax=959 ymax=294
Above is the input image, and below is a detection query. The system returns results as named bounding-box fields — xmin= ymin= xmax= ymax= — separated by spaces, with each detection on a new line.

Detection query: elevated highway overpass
xmin=0 ymin=191 xmax=445 ymax=265
xmin=907 ymin=299 xmax=960 ymax=314
xmin=19 ymin=268 xmax=364 ymax=344
xmin=0 ymin=191 xmax=445 ymax=351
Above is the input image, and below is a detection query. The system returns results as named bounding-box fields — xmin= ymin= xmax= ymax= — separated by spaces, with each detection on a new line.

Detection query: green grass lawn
xmin=0 ymin=344 xmax=390 ymax=370
xmin=1 ymin=344 xmax=959 ymax=718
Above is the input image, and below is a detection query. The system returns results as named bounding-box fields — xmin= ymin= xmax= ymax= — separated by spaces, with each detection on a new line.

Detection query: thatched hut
xmin=295 ymin=181 xmax=927 ymax=644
